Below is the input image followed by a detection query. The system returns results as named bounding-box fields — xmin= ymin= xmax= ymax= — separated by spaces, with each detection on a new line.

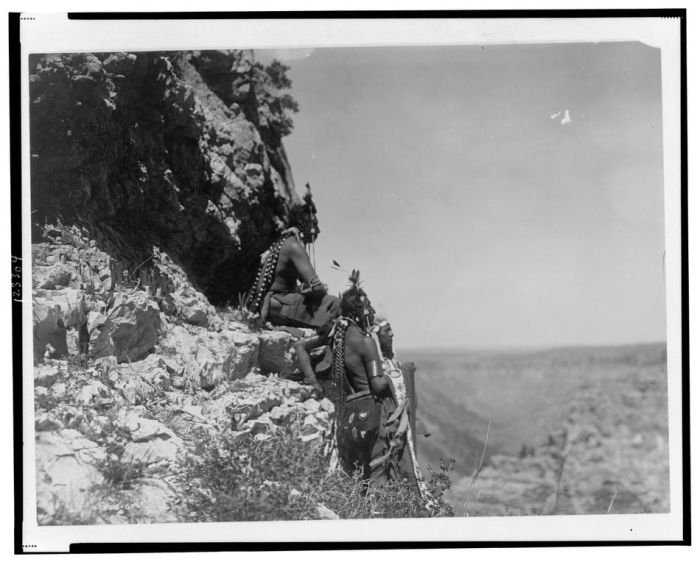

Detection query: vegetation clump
xmin=180 ymin=426 xmax=455 ymax=521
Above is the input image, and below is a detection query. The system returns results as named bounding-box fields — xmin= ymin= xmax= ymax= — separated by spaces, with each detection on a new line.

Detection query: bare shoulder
xmin=277 ymin=235 xmax=303 ymax=262
xmin=346 ymin=328 xmax=379 ymax=359
xmin=284 ymin=235 xmax=307 ymax=257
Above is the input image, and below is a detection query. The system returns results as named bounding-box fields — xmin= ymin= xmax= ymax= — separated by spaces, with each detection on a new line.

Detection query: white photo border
xmin=15 ymin=11 xmax=686 ymax=553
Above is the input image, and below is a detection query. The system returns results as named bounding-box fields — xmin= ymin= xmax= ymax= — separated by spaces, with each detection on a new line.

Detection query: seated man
xmin=246 ymin=197 xmax=339 ymax=396
xmin=331 ymin=272 xmax=404 ymax=484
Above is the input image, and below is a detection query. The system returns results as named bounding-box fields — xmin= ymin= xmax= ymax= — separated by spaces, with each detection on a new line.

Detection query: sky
xmin=258 ymin=43 xmax=666 ymax=350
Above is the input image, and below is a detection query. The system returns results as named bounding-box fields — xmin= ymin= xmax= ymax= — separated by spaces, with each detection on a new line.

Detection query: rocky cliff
xmin=29 ymin=50 xmax=299 ymax=304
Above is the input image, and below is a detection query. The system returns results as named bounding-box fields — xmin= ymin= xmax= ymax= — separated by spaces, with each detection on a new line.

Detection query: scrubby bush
xmin=180 ymin=426 xmax=454 ymax=521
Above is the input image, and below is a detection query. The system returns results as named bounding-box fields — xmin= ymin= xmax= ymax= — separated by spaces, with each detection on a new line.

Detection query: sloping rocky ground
xmin=33 ymin=227 xmax=336 ymax=525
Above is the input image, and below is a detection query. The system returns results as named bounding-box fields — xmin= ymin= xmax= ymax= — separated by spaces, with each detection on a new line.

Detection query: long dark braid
xmin=245 ymin=235 xmax=288 ymax=314
xmin=331 ymin=317 xmax=351 ymax=425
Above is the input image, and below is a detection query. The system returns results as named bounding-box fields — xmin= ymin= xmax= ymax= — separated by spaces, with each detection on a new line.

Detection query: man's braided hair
xmin=331 ymin=317 xmax=351 ymax=425
xmin=245 ymin=235 xmax=287 ymax=314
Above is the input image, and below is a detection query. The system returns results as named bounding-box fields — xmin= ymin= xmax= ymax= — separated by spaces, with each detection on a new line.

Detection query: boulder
xmin=316 ymin=504 xmax=339 ymax=520
xmin=244 ymin=413 xmax=276 ymax=435
xmin=35 ymin=429 xmax=105 ymax=524
xmin=124 ymin=414 xmax=177 ymax=442
xmin=269 ymin=405 xmax=296 ymax=425
xmin=258 ymin=330 xmax=296 ymax=375
xmin=77 ymin=380 xmax=110 ymax=404
xmin=115 ymin=372 xmax=158 ymax=406
xmin=35 ymin=412 xmax=63 ymax=432
xmin=301 ymin=414 xmax=326 ymax=436
xmin=227 ymin=330 xmax=259 ymax=380
xmin=87 ymin=310 xmax=108 ymax=334
xmin=34 ymin=364 xmax=61 ymax=388
xmin=94 ymin=355 xmax=118 ymax=370
xmin=124 ymin=478 xmax=179 ymax=523
xmin=171 ymin=288 xmax=214 ymax=327
xmin=120 ymin=355 xmax=175 ymax=392
xmin=302 ymin=398 xmax=321 ymax=413
xmin=122 ymin=438 xmax=181 ymax=465
xmin=51 ymin=382 xmax=67 ymax=398
xmin=33 ymin=264 xmax=76 ymax=290
xmin=91 ymin=292 xmax=162 ymax=363
xmin=319 ymin=397 xmax=335 ymax=415
xmin=33 ymin=287 xmax=94 ymax=330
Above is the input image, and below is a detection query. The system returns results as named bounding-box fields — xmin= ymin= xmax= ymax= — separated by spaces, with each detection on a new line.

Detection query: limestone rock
xmin=35 ymin=412 xmax=63 ymax=432
xmin=120 ymin=355 xmax=175 ymax=392
xmin=316 ymin=504 xmax=339 ymax=520
xmin=302 ymin=398 xmax=321 ymax=413
xmin=122 ymin=438 xmax=181 ymax=465
xmin=161 ymin=324 xmax=255 ymax=389
xmin=33 ymin=264 xmax=76 ymax=290
xmin=171 ymin=287 xmax=215 ymax=327
xmin=94 ymin=355 xmax=118 ymax=370
xmin=123 ymin=413 xmax=176 ymax=442
xmin=35 ymin=429 xmax=105 ymax=524
xmin=91 ymin=292 xmax=162 ymax=363
xmin=77 ymin=380 xmax=110 ymax=404
xmin=258 ymin=330 xmax=296 ymax=375
xmin=244 ymin=413 xmax=276 ymax=435
xmin=319 ymin=397 xmax=335 ymax=414
xmin=269 ymin=405 xmax=296 ymax=425
xmin=124 ymin=478 xmax=179 ymax=523
xmin=51 ymin=382 xmax=66 ymax=398
xmin=33 ymin=287 xmax=93 ymax=330
xmin=34 ymin=364 xmax=61 ymax=388
xmin=115 ymin=372 xmax=158 ymax=406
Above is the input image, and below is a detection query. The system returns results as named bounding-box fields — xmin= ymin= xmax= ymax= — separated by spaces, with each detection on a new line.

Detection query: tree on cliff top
xmin=253 ymin=59 xmax=299 ymax=138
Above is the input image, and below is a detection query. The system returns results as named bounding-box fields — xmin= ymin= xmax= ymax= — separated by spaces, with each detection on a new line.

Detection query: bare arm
xmin=288 ymin=239 xmax=327 ymax=294
xmin=358 ymin=336 xmax=389 ymax=395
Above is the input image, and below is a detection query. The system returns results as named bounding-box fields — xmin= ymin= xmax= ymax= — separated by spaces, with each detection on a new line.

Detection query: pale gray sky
xmin=261 ymin=43 xmax=666 ymax=350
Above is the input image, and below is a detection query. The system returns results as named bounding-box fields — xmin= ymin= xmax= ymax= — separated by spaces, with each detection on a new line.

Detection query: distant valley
xmin=401 ymin=343 xmax=669 ymax=515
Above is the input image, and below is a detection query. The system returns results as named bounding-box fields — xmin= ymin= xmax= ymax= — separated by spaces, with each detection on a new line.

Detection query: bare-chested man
xmin=331 ymin=274 xmax=404 ymax=483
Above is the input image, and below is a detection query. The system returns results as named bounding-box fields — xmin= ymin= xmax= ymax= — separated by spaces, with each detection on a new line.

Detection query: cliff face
xmin=29 ymin=50 xmax=299 ymax=304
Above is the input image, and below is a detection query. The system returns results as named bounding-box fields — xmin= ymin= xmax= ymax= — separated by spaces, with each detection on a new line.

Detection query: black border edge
xmin=9 ymin=11 xmax=24 ymax=556
xmin=11 ymin=9 xmax=689 ymax=554
xmin=64 ymin=9 xmax=685 ymax=20
xmin=68 ymin=538 xmax=687 ymax=554
xmin=679 ymin=10 xmax=690 ymax=548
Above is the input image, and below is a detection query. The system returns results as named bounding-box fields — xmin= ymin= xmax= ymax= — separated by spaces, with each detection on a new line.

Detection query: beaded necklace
xmin=245 ymin=233 xmax=290 ymax=314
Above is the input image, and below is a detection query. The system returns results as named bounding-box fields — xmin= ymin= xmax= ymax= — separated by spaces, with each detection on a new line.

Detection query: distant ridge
xmin=398 ymin=340 xmax=666 ymax=357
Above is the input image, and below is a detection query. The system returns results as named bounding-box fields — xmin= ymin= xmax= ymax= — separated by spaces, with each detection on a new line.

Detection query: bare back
xmin=270 ymin=236 xmax=317 ymax=293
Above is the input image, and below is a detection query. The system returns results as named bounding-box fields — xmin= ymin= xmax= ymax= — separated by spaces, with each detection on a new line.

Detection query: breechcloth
xmin=337 ymin=389 xmax=401 ymax=483
xmin=269 ymin=291 xmax=339 ymax=334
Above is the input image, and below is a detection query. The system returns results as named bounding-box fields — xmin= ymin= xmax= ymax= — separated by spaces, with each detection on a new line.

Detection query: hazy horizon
xmin=397 ymin=339 xmax=666 ymax=355
xmin=260 ymin=43 xmax=667 ymax=350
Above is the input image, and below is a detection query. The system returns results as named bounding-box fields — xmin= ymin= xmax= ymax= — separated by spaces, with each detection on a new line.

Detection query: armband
xmin=365 ymin=359 xmax=381 ymax=379
xmin=300 ymin=275 xmax=327 ymax=295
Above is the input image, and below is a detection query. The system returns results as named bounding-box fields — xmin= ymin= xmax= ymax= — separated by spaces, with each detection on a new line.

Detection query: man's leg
xmin=293 ymin=335 xmax=324 ymax=397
